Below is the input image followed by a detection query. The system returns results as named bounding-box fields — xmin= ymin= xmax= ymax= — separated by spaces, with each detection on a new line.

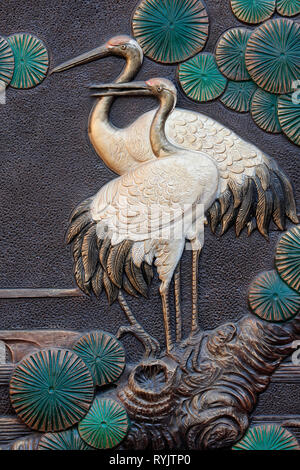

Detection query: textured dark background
xmin=0 ymin=0 xmax=299 ymax=417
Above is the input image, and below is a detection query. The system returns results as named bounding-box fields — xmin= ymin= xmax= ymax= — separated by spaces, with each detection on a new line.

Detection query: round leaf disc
xmin=215 ymin=28 xmax=252 ymax=81
xmin=251 ymin=88 xmax=281 ymax=133
xmin=39 ymin=429 xmax=92 ymax=450
xmin=0 ymin=36 xmax=14 ymax=85
xmin=233 ymin=425 xmax=300 ymax=450
xmin=220 ymin=80 xmax=257 ymax=112
xmin=275 ymin=225 xmax=300 ymax=293
xmin=178 ymin=53 xmax=227 ymax=102
xmin=78 ymin=398 xmax=129 ymax=449
xmin=10 ymin=349 xmax=94 ymax=431
xmin=7 ymin=33 xmax=49 ymax=89
xmin=73 ymin=331 xmax=125 ymax=387
xmin=277 ymin=0 xmax=300 ymax=17
xmin=230 ymin=0 xmax=276 ymax=24
xmin=248 ymin=270 xmax=300 ymax=321
xmin=132 ymin=0 xmax=209 ymax=64
xmin=278 ymin=93 xmax=300 ymax=146
xmin=245 ymin=19 xmax=300 ymax=94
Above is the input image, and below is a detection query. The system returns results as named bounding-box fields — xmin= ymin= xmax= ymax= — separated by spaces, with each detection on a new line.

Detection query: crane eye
xmin=121 ymin=45 xmax=127 ymax=50
xmin=157 ymin=86 xmax=162 ymax=92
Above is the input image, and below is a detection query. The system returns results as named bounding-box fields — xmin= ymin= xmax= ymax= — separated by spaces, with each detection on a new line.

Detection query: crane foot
xmin=116 ymin=325 xmax=161 ymax=359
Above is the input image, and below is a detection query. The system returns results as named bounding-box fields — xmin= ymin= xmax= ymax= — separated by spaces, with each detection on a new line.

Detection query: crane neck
xmin=92 ymin=56 xmax=140 ymax=123
xmin=150 ymin=93 xmax=177 ymax=158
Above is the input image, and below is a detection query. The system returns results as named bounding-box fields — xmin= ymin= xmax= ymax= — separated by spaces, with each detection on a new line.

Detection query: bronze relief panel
xmin=0 ymin=0 xmax=299 ymax=452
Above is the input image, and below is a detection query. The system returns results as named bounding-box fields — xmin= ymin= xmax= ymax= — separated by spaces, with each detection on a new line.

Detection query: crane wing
xmin=90 ymin=155 xmax=217 ymax=246
xmin=166 ymin=108 xmax=298 ymax=238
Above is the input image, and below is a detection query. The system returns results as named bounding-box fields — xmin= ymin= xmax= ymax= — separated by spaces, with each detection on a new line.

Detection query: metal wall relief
xmin=0 ymin=32 xmax=48 ymax=94
xmin=0 ymin=0 xmax=299 ymax=453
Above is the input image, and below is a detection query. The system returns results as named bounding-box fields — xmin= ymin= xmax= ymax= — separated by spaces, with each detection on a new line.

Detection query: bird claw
xmin=116 ymin=325 xmax=161 ymax=359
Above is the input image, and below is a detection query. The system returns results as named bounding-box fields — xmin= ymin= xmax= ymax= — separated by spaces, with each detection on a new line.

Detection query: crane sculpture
xmin=52 ymin=35 xmax=298 ymax=331
xmin=66 ymin=77 xmax=298 ymax=356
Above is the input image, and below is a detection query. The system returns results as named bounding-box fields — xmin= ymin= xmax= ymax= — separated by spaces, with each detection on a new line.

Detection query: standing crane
xmin=53 ymin=36 xmax=297 ymax=353
xmin=52 ymin=33 xmax=298 ymax=284
xmin=67 ymin=77 xmax=298 ymax=356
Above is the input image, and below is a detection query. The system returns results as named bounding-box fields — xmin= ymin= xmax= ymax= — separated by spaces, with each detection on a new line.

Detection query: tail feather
xmin=69 ymin=197 xmax=93 ymax=222
xmin=125 ymin=255 xmax=149 ymax=298
xmin=254 ymin=177 xmax=273 ymax=239
xmin=274 ymin=168 xmax=298 ymax=224
xmin=91 ymin=264 xmax=104 ymax=298
xmin=207 ymin=155 xmax=298 ymax=238
xmin=82 ymin=225 xmax=98 ymax=282
xmin=271 ymin=172 xmax=286 ymax=231
xmin=74 ymin=256 xmax=90 ymax=295
xmin=235 ymin=178 xmax=255 ymax=237
xmin=207 ymin=201 xmax=221 ymax=234
xmin=220 ymin=199 xmax=236 ymax=235
xmin=103 ymin=270 xmax=119 ymax=305
xmin=66 ymin=198 xmax=152 ymax=304
xmin=107 ymin=240 xmax=133 ymax=288
xmin=65 ymin=213 xmax=92 ymax=245
xmin=99 ymin=237 xmax=111 ymax=269
xmin=255 ymin=164 xmax=270 ymax=191
xmin=228 ymin=179 xmax=243 ymax=208
xmin=219 ymin=189 xmax=232 ymax=217
xmin=247 ymin=218 xmax=257 ymax=236
xmin=123 ymin=274 xmax=140 ymax=297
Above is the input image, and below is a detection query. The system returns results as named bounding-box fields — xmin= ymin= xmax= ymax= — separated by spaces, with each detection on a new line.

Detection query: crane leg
xmin=174 ymin=262 xmax=182 ymax=343
xmin=160 ymin=282 xmax=173 ymax=354
xmin=191 ymin=249 xmax=201 ymax=334
xmin=117 ymin=291 xmax=160 ymax=358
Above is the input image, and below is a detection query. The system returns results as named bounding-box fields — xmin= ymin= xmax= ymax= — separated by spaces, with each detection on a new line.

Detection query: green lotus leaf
xmin=278 ymin=93 xmax=300 ymax=146
xmin=276 ymin=0 xmax=300 ymax=17
xmin=39 ymin=428 xmax=92 ymax=450
xmin=7 ymin=33 xmax=49 ymax=89
xmin=275 ymin=225 xmax=300 ymax=293
xmin=248 ymin=270 xmax=300 ymax=321
xmin=251 ymin=88 xmax=281 ymax=133
xmin=220 ymin=80 xmax=257 ymax=112
xmin=10 ymin=349 xmax=94 ymax=432
xmin=73 ymin=331 xmax=125 ymax=387
xmin=231 ymin=0 xmax=276 ymax=24
xmin=132 ymin=0 xmax=209 ymax=63
xmin=245 ymin=19 xmax=300 ymax=94
xmin=78 ymin=398 xmax=129 ymax=449
xmin=178 ymin=53 xmax=227 ymax=102
xmin=233 ymin=424 xmax=300 ymax=450
xmin=0 ymin=36 xmax=14 ymax=85
xmin=216 ymin=28 xmax=251 ymax=81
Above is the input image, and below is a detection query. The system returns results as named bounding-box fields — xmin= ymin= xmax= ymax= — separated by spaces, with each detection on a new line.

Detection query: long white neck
xmin=88 ymin=58 xmax=139 ymax=175
xmin=150 ymin=94 xmax=177 ymax=159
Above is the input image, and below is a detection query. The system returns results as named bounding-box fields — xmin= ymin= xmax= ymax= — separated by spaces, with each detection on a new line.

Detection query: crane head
xmin=145 ymin=78 xmax=177 ymax=99
xmin=51 ymin=35 xmax=143 ymax=74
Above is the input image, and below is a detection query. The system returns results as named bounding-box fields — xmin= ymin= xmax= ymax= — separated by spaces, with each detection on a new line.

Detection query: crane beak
xmin=89 ymin=81 xmax=151 ymax=97
xmin=51 ymin=44 xmax=109 ymax=74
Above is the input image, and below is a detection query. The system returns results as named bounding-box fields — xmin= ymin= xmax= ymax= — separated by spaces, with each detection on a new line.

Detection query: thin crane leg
xmin=117 ymin=291 xmax=160 ymax=358
xmin=160 ymin=285 xmax=173 ymax=354
xmin=118 ymin=291 xmax=139 ymax=327
xmin=191 ymin=249 xmax=201 ymax=334
xmin=174 ymin=262 xmax=182 ymax=343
